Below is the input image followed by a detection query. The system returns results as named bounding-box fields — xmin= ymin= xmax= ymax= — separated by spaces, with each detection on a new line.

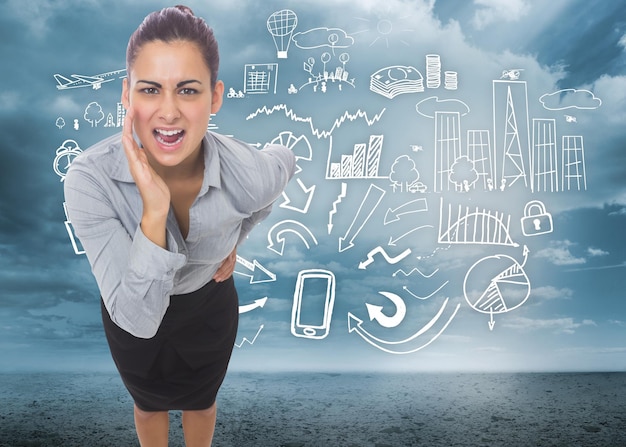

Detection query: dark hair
xmin=126 ymin=5 xmax=219 ymax=87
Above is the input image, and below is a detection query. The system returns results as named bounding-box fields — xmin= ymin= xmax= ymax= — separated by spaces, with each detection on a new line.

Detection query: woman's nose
xmin=159 ymin=94 xmax=180 ymax=122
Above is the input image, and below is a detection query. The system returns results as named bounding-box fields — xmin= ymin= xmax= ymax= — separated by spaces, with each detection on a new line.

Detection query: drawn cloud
xmin=415 ymin=96 xmax=470 ymax=119
xmin=292 ymin=27 xmax=355 ymax=50
xmin=539 ymin=89 xmax=602 ymax=111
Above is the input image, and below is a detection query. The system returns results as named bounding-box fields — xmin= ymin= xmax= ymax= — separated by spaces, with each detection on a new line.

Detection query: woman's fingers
xmin=213 ymin=247 xmax=237 ymax=282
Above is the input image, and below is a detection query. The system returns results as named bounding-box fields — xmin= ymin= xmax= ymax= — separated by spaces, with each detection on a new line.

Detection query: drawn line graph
xmin=235 ymin=325 xmax=265 ymax=348
xmin=246 ymin=104 xmax=386 ymax=139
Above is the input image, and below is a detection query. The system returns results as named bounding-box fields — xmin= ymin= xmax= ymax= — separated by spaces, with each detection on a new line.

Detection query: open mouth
xmin=154 ymin=128 xmax=185 ymax=146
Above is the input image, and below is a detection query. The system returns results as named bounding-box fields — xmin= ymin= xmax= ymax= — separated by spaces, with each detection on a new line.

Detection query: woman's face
xmin=122 ymin=40 xmax=223 ymax=170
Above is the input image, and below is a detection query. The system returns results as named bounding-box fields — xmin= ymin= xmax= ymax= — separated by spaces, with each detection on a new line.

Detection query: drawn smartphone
xmin=291 ymin=269 xmax=336 ymax=339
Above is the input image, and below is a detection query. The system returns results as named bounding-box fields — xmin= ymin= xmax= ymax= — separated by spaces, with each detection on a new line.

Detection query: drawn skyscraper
xmin=467 ymin=130 xmax=493 ymax=190
xmin=531 ymin=118 xmax=559 ymax=192
xmin=434 ymin=111 xmax=461 ymax=192
xmin=492 ymin=80 xmax=530 ymax=190
xmin=562 ymin=135 xmax=587 ymax=191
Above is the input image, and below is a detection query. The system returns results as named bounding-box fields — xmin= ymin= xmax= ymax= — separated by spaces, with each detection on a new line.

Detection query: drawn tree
xmin=450 ymin=156 xmax=479 ymax=191
xmin=84 ymin=102 xmax=104 ymax=127
xmin=390 ymin=155 xmax=420 ymax=192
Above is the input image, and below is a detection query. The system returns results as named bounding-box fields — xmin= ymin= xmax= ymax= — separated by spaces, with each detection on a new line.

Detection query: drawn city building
xmin=329 ymin=134 xmax=384 ymax=179
xmin=434 ymin=111 xmax=462 ymax=192
xmin=466 ymin=130 xmax=493 ymax=190
xmin=492 ymin=80 xmax=530 ymax=190
xmin=531 ymin=118 xmax=559 ymax=192
xmin=116 ymin=102 xmax=126 ymax=128
xmin=562 ymin=135 xmax=587 ymax=191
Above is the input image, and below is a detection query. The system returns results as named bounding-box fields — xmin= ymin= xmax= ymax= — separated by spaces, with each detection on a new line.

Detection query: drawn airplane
xmin=54 ymin=69 xmax=127 ymax=90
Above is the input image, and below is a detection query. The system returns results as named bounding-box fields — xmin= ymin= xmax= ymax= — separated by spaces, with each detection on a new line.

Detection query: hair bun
xmin=174 ymin=4 xmax=194 ymax=15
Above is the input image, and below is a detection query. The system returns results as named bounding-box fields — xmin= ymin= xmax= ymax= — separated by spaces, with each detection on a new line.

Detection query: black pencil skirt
xmin=101 ymin=277 xmax=239 ymax=412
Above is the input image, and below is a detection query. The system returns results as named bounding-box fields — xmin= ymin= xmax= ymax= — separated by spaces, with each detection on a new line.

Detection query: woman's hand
xmin=213 ymin=247 xmax=237 ymax=282
xmin=122 ymin=108 xmax=170 ymax=248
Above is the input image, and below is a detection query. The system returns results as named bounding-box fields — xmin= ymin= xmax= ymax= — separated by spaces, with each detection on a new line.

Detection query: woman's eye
xmin=180 ymin=88 xmax=197 ymax=95
xmin=142 ymin=87 xmax=158 ymax=94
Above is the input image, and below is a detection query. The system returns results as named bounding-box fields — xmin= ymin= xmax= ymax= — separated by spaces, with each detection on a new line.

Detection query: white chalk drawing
xmin=403 ymin=280 xmax=449 ymax=300
xmin=521 ymin=201 xmax=554 ymax=237
xmin=238 ymin=297 xmax=268 ymax=314
xmin=293 ymin=26 xmax=354 ymax=55
xmin=463 ymin=246 xmax=530 ymax=330
xmin=562 ymin=135 xmax=587 ymax=191
xmin=530 ymin=118 xmax=559 ymax=193
xmin=55 ymin=117 xmax=65 ymax=129
xmin=338 ymin=184 xmax=386 ymax=252
xmin=243 ymin=63 xmax=278 ymax=94
xmin=389 ymin=155 xmax=427 ymax=193
xmin=500 ymin=69 xmax=523 ymax=81
xmin=415 ymin=96 xmax=471 ymax=119
xmin=539 ymin=88 xmax=602 ymax=111
xmin=246 ymin=104 xmax=385 ymax=139
xmin=267 ymin=9 xmax=298 ymax=58
xmin=327 ymin=182 xmax=347 ymax=234
xmin=492 ymin=80 xmax=530 ymax=190
xmin=328 ymin=134 xmax=385 ymax=180
xmin=384 ymin=198 xmax=428 ymax=225
xmin=269 ymin=131 xmax=313 ymax=174
xmin=393 ymin=267 xmax=439 ymax=278
xmin=63 ymin=202 xmax=85 ymax=255
xmin=388 ymin=224 xmax=434 ymax=247
xmin=365 ymin=291 xmax=407 ymax=328
xmin=352 ymin=13 xmax=414 ymax=47
xmin=347 ymin=297 xmax=460 ymax=354
xmin=235 ymin=325 xmax=264 ymax=348
xmin=267 ymin=220 xmax=318 ymax=256
xmin=466 ymin=130 xmax=493 ymax=190
xmin=54 ymin=69 xmax=126 ymax=90
xmin=425 ymin=54 xmax=441 ymax=88
xmin=280 ymin=178 xmax=315 ymax=214
xmin=301 ymin=52 xmax=354 ymax=93
xmin=226 ymin=87 xmax=245 ymax=98
xmin=358 ymin=246 xmax=412 ymax=269
xmin=439 ymin=198 xmax=518 ymax=247
xmin=103 ymin=113 xmax=115 ymax=128
xmin=84 ymin=101 xmax=105 ymax=127
xmin=564 ymin=114 xmax=577 ymax=123
xmin=234 ymin=255 xmax=276 ymax=284
xmin=370 ymin=65 xmax=424 ymax=99
xmin=291 ymin=269 xmax=336 ymax=339
xmin=53 ymin=139 xmax=82 ymax=182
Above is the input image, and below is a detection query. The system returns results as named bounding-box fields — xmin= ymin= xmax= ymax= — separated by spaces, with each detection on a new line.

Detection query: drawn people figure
xmin=64 ymin=5 xmax=295 ymax=446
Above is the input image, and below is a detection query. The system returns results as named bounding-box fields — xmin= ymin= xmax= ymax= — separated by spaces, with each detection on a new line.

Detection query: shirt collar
xmin=109 ymin=133 xmax=221 ymax=193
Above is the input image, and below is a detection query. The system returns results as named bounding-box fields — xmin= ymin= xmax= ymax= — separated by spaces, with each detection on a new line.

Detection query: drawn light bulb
xmin=267 ymin=9 xmax=298 ymax=59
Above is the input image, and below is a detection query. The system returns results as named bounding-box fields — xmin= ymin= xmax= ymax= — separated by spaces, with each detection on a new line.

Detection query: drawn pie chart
xmin=463 ymin=254 xmax=530 ymax=315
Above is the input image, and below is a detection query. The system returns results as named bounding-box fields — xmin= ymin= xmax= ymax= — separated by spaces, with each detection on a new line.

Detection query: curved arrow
xmin=238 ymin=297 xmax=268 ymax=314
xmin=267 ymin=220 xmax=318 ymax=255
xmin=234 ymin=255 xmax=276 ymax=283
xmin=347 ymin=298 xmax=460 ymax=354
xmin=365 ymin=291 xmax=407 ymax=328
xmin=384 ymin=198 xmax=428 ymax=224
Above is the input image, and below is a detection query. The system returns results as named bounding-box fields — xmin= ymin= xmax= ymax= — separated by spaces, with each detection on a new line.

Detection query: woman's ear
xmin=121 ymin=78 xmax=130 ymax=109
xmin=211 ymin=80 xmax=224 ymax=114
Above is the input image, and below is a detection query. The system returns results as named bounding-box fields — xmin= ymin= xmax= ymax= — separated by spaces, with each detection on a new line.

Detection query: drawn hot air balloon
xmin=267 ymin=9 xmax=298 ymax=59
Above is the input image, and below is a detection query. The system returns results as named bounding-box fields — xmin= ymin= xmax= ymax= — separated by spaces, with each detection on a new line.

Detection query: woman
xmin=64 ymin=5 xmax=295 ymax=446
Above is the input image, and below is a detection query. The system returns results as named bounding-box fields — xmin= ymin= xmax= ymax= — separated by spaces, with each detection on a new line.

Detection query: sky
xmin=0 ymin=0 xmax=625 ymax=373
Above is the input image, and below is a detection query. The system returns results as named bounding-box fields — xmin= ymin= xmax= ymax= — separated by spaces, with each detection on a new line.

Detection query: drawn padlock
xmin=521 ymin=200 xmax=553 ymax=236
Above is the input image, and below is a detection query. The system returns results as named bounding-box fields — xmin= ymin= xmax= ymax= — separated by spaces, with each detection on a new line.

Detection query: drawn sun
xmin=352 ymin=7 xmax=415 ymax=47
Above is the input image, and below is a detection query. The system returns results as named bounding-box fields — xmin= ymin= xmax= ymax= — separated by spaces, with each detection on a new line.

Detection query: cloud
xmin=531 ymin=286 xmax=574 ymax=301
xmin=539 ymin=88 xmax=603 ymax=110
xmin=587 ymin=247 xmax=609 ymax=257
xmin=619 ymin=33 xmax=626 ymax=50
xmin=471 ymin=0 xmax=529 ymax=30
xmin=534 ymin=240 xmax=586 ymax=266
xmin=415 ymin=96 xmax=471 ymax=119
xmin=292 ymin=28 xmax=355 ymax=50
xmin=502 ymin=316 xmax=596 ymax=334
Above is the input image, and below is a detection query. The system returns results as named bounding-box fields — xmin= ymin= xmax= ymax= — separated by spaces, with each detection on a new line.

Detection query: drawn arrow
xmin=347 ymin=298 xmax=460 ymax=354
xmin=267 ymin=219 xmax=318 ymax=255
xmin=384 ymin=198 xmax=428 ymax=224
xmin=358 ymin=246 xmax=412 ymax=269
xmin=365 ymin=291 xmax=407 ymax=328
xmin=488 ymin=308 xmax=495 ymax=331
xmin=388 ymin=225 xmax=434 ymax=246
xmin=339 ymin=184 xmax=386 ymax=252
xmin=328 ymin=182 xmax=347 ymax=234
xmin=235 ymin=324 xmax=264 ymax=348
xmin=238 ymin=297 xmax=268 ymax=314
xmin=234 ymin=255 xmax=276 ymax=283
xmin=279 ymin=178 xmax=315 ymax=214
